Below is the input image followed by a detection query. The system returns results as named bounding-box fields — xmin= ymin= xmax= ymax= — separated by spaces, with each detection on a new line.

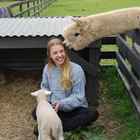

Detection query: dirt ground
xmin=0 ymin=69 xmax=124 ymax=140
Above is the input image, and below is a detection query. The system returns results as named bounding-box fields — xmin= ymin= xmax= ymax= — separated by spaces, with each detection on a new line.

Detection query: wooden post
xmin=27 ymin=2 xmax=30 ymax=17
xmin=65 ymin=40 xmax=101 ymax=105
xmin=37 ymin=0 xmax=39 ymax=16
xmin=33 ymin=1 xmax=35 ymax=13
xmin=19 ymin=4 xmax=22 ymax=17
xmin=87 ymin=40 xmax=101 ymax=106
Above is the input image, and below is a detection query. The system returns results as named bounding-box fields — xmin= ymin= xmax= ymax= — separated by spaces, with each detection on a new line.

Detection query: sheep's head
xmin=31 ymin=89 xmax=52 ymax=103
xmin=63 ymin=16 xmax=93 ymax=51
xmin=31 ymin=89 xmax=51 ymax=97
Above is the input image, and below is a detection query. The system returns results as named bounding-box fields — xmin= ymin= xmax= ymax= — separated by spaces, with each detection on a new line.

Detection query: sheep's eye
xmin=75 ymin=33 xmax=79 ymax=37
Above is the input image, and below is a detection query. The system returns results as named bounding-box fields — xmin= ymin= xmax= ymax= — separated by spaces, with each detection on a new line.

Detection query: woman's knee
xmin=87 ymin=108 xmax=99 ymax=122
xmin=32 ymin=108 xmax=37 ymax=121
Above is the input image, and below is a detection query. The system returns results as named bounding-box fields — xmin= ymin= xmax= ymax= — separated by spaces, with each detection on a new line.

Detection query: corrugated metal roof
xmin=0 ymin=17 xmax=75 ymax=37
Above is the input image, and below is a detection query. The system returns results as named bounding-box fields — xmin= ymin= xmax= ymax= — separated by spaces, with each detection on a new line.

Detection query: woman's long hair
xmin=47 ymin=38 xmax=72 ymax=90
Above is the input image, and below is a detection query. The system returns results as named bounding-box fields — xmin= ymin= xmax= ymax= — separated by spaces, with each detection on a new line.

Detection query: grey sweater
xmin=41 ymin=62 xmax=88 ymax=112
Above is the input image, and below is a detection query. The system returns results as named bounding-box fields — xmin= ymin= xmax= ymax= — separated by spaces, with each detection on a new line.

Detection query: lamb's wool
xmin=31 ymin=90 xmax=64 ymax=140
xmin=63 ymin=7 xmax=140 ymax=51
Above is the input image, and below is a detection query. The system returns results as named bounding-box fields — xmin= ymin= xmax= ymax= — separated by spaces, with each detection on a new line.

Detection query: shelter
xmin=0 ymin=17 xmax=101 ymax=105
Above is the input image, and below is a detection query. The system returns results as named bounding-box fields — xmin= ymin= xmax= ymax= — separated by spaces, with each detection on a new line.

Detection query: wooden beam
xmin=116 ymin=51 xmax=140 ymax=100
xmin=67 ymin=49 xmax=99 ymax=78
xmin=116 ymin=34 xmax=140 ymax=77
xmin=116 ymin=65 xmax=140 ymax=123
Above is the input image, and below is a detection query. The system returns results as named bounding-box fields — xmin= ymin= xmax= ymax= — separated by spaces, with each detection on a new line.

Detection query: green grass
xmin=0 ymin=1 xmax=43 ymax=17
xmin=100 ymin=67 xmax=140 ymax=140
xmin=0 ymin=1 xmax=14 ymax=7
xmin=11 ymin=1 xmax=40 ymax=17
xmin=40 ymin=0 xmax=140 ymax=17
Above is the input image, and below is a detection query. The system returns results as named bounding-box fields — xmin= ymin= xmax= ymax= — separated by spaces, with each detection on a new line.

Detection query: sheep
xmin=63 ymin=7 xmax=140 ymax=51
xmin=31 ymin=89 xmax=64 ymax=140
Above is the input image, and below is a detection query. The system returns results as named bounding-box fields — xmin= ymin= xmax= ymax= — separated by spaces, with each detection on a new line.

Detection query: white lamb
xmin=31 ymin=89 xmax=64 ymax=140
xmin=63 ymin=7 xmax=140 ymax=51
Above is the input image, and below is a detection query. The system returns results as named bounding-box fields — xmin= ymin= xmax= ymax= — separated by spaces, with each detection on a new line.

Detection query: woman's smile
xmin=49 ymin=45 xmax=66 ymax=68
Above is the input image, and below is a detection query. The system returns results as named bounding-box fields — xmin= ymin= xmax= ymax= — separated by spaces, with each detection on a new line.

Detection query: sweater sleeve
xmin=59 ymin=66 xmax=87 ymax=112
xmin=40 ymin=65 xmax=52 ymax=102
xmin=40 ymin=65 xmax=50 ymax=91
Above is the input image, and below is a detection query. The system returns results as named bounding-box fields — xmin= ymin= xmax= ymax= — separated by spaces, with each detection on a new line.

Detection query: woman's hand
xmin=52 ymin=101 xmax=61 ymax=113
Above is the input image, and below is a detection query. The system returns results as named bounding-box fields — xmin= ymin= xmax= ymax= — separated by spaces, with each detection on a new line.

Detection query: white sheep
xmin=31 ymin=89 xmax=64 ymax=140
xmin=63 ymin=7 xmax=140 ymax=51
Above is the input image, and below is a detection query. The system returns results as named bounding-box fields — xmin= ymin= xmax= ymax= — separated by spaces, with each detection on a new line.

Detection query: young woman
xmin=32 ymin=38 xmax=99 ymax=135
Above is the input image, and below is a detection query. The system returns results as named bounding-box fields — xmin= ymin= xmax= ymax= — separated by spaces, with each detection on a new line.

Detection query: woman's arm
xmin=59 ymin=68 xmax=88 ymax=112
xmin=40 ymin=65 xmax=50 ymax=91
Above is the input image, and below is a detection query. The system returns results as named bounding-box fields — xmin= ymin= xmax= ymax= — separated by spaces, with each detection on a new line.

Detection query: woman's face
xmin=49 ymin=44 xmax=66 ymax=68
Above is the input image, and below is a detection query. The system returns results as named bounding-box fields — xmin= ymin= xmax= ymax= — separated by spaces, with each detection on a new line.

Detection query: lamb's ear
xmin=31 ymin=91 xmax=39 ymax=97
xmin=68 ymin=16 xmax=84 ymax=27
xmin=44 ymin=91 xmax=52 ymax=96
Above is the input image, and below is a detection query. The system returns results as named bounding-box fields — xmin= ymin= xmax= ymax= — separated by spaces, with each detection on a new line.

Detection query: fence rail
xmin=3 ymin=0 xmax=56 ymax=17
xmin=115 ymin=30 xmax=140 ymax=122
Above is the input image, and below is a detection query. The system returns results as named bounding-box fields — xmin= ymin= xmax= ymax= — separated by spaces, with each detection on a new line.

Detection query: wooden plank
xmin=0 ymin=52 xmax=46 ymax=58
xmin=116 ymin=51 xmax=140 ymax=100
xmin=116 ymin=65 xmax=140 ymax=123
xmin=125 ymin=29 xmax=140 ymax=46
xmin=0 ymin=58 xmax=45 ymax=63
xmin=10 ymin=0 xmax=55 ymax=17
xmin=0 ymin=48 xmax=46 ymax=58
xmin=0 ymin=48 xmax=46 ymax=69
xmin=14 ymin=1 xmax=45 ymax=17
xmin=116 ymin=34 xmax=140 ymax=77
xmin=67 ymin=49 xmax=99 ymax=78
xmin=102 ymin=36 xmax=116 ymax=45
xmin=10 ymin=0 xmax=39 ymax=8
xmin=0 ymin=36 xmax=51 ymax=49
xmin=87 ymin=47 xmax=100 ymax=105
xmin=100 ymin=51 xmax=116 ymax=59
xmin=0 ymin=63 xmax=44 ymax=69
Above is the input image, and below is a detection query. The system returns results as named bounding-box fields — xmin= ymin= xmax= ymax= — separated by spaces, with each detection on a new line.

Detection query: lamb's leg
xmin=58 ymin=135 xmax=64 ymax=140
xmin=38 ymin=125 xmax=41 ymax=140
xmin=41 ymin=128 xmax=52 ymax=140
xmin=53 ymin=126 xmax=64 ymax=140
xmin=58 ymin=128 xmax=64 ymax=140
xmin=38 ymin=135 xmax=41 ymax=140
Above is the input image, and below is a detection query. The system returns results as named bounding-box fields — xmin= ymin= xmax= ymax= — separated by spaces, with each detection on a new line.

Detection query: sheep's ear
xmin=31 ymin=91 xmax=39 ymax=97
xmin=44 ymin=91 xmax=52 ymax=96
xmin=68 ymin=16 xmax=84 ymax=27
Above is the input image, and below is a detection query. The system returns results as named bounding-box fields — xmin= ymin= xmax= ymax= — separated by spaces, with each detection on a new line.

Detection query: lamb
xmin=63 ymin=7 xmax=140 ymax=51
xmin=31 ymin=89 xmax=64 ymax=140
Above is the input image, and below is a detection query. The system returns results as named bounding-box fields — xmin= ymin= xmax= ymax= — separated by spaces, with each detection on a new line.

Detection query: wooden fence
xmin=5 ymin=0 xmax=56 ymax=17
xmin=115 ymin=30 xmax=140 ymax=122
xmin=1 ymin=0 xmax=17 ymax=1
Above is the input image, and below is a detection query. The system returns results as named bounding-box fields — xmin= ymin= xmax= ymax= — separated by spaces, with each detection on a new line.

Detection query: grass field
xmin=40 ymin=0 xmax=140 ymax=17
xmin=0 ymin=1 xmax=14 ymax=7
xmin=0 ymin=0 xmax=43 ymax=17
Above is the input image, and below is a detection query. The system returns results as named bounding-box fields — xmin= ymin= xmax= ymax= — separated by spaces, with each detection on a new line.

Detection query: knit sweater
xmin=41 ymin=62 xmax=88 ymax=112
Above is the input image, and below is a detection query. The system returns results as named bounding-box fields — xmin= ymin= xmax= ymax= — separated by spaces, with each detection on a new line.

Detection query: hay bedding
xmin=0 ymin=69 xmax=123 ymax=140
xmin=0 ymin=69 xmax=41 ymax=140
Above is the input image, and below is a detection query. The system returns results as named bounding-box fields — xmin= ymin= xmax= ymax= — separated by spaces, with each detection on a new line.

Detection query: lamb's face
xmin=63 ymin=17 xmax=91 ymax=51
xmin=31 ymin=90 xmax=52 ymax=103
